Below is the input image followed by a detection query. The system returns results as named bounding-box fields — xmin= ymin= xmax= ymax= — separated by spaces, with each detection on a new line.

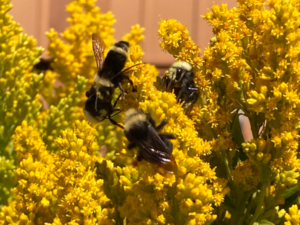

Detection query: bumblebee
xmin=124 ymin=109 xmax=177 ymax=174
xmin=87 ymin=33 xmax=137 ymax=101
xmin=33 ymin=58 xmax=53 ymax=72
xmin=162 ymin=61 xmax=199 ymax=114
xmin=84 ymin=93 xmax=123 ymax=128
xmin=84 ymin=33 xmax=138 ymax=127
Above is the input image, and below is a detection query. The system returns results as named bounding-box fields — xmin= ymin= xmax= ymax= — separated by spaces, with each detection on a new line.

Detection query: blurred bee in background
xmin=161 ymin=61 xmax=199 ymax=114
xmin=33 ymin=58 xmax=54 ymax=72
xmin=84 ymin=33 xmax=140 ymax=128
xmin=124 ymin=109 xmax=177 ymax=175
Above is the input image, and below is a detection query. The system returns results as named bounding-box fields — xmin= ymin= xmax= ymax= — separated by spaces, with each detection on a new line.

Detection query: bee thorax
xmin=124 ymin=110 xmax=147 ymax=131
xmin=172 ymin=61 xmax=193 ymax=71
xmin=110 ymin=45 xmax=129 ymax=57
xmin=94 ymin=74 xmax=114 ymax=87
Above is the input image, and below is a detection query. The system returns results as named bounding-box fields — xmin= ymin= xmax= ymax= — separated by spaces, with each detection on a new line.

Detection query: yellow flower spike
xmin=38 ymin=76 xmax=87 ymax=149
xmin=231 ymin=160 xmax=261 ymax=191
xmin=158 ymin=19 xmax=201 ymax=63
xmin=123 ymin=25 xmax=145 ymax=46
xmin=46 ymin=0 xmax=116 ymax=101
xmin=3 ymin=0 xmax=300 ymax=223
xmin=0 ymin=0 xmax=43 ymax=206
xmin=3 ymin=120 xmax=116 ymax=224
xmin=285 ymin=205 xmax=300 ymax=225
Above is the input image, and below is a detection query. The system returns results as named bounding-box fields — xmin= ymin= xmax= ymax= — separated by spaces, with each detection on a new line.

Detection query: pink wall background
xmin=10 ymin=0 xmax=237 ymax=66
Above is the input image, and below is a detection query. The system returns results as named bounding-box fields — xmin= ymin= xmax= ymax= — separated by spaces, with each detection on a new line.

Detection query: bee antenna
xmin=95 ymin=96 xmax=98 ymax=112
xmin=112 ymin=63 xmax=143 ymax=79
xmin=111 ymin=109 xmax=123 ymax=118
xmin=166 ymin=79 xmax=173 ymax=92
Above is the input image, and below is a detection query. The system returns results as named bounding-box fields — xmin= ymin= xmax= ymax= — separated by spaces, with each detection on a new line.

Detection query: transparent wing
xmin=138 ymin=140 xmax=178 ymax=174
xmin=138 ymin=126 xmax=172 ymax=164
xmin=92 ymin=33 xmax=106 ymax=70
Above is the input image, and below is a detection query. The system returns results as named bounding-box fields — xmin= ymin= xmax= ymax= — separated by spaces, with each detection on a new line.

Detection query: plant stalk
xmin=248 ymin=184 xmax=267 ymax=225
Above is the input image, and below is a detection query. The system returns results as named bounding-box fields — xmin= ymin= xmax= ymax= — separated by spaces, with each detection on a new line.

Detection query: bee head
xmin=114 ymin=41 xmax=129 ymax=52
xmin=169 ymin=61 xmax=194 ymax=81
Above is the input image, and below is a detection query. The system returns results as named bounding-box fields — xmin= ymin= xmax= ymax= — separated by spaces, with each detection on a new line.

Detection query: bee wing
xmin=92 ymin=33 xmax=106 ymax=70
xmin=139 ymin=142 xmax=171 ymax=164
xmin=137 ymin=126 xmax=173 ymax=164
xmin=138 ymin=139 xmax=177 ymax=174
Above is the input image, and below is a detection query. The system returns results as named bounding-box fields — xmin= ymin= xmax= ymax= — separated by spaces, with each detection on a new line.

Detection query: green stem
xmin=221 ymin=150 xmax=233 ymax=184
xmin=248 ymin=184 xmax=267 ymax=225
xmin=240 ymin=191 xmax=257 ymax=224
xmin=171 ymin=179 xmax=180 ymax=225
xmin=229 ymin=191 xmax=252 ymax=225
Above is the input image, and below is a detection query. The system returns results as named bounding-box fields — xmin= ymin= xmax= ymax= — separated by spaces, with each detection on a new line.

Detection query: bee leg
xmin=156 ymin=118 xmax=168 ymax=131
xmin=118 ymin=83 xmax=126 ymax=98
xmin=111 ymin=109 xmax=123 ymax=118
xmin=127 ymin=142 xmax=136 ymax=149
xmin=161 ymin=76 xmax=167 ymax=91
xmin=95 ymin=96 xmax=98 ymax=111
xmin=184 ymin=103 xmax=193 ymax=115
xmin=120 ymin=74 xmax=137 ymax=92
xmin=113 ymin=94 xmax=122 ymax=108
xmin=166 ymin=79 xmax=173 ymax=92
xmin=176 ymin=89 xmax=184 ymax=103
xmin=128 ymin=79 xmax=137 ymax=92
xmin=108 ymin=114 xmax=124 ymax=129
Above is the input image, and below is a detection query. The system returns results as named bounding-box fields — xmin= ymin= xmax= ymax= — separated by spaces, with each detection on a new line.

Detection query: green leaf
xmin=255 ymin=220 xmax=274 ymax=225
xmin=280 ymin=182 xmax=300 ymax=199
xmin=223 ymin=195 xmax=236 ymax=211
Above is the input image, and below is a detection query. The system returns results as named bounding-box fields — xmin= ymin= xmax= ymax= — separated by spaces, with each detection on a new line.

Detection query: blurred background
xmin=10 ymin=0 xmax=236 ymax=69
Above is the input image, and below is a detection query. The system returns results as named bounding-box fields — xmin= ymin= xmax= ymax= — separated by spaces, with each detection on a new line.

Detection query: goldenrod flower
xmin=0 ymin=0 xmax=43 ymax=204
xmin=46 ymin=0 xmax=116 ymax=100
xmin=159 ymin=0 xmax=300 ymax=223
xmin=285 ymin=205 xmax=300 ymax=225
xmin=3 ymin=0 xmax=300 ymax=224
xmin=37 ymin=75 xmax=87 ymax=149
xmin=1 ymin=120 xmax=114 ymax=224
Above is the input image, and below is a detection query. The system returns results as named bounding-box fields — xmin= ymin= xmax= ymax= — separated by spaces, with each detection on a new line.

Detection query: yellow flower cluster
xmin=159 ymin=0 xmax=300 ymax=224
xmin=158 ymin=19 xmax=202 ymax=71
xmin=36 ymin=75 xmax=87 ymax=149
xmin=0 ymin=120 xmax=115 ymax=224
xmin=285 ymin=205 xmax=300 ymax=225
xmin=46 ymin=0 xmax=116 ymax=100
xmin=0 ymin=0 xmax=44 ymax=205
xmin=3 ymin=0 xmax=300 ymax=224
xmin=0 ymin=0 xmax=227 ymax=223
xmin=158 ymin=0 xmax=300 ymax=224
xmin=0 ymin=156 xmax=14 ymax=205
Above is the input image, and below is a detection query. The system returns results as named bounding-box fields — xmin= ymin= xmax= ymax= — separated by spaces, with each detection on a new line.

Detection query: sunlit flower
xmin=2 ymin=0 xmax=300 ymax=224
